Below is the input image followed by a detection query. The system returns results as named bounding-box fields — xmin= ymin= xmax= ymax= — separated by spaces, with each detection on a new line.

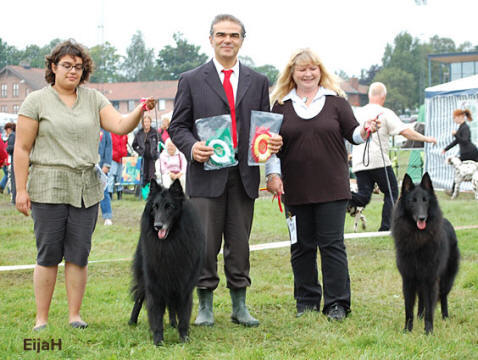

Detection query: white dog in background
xmin=472 ymin=171 xmax=478 ymax=200
xmin=348 ymin=180 xmax=367 ymax=232
xmin=446 ymin=156 xmax=478 ymax=199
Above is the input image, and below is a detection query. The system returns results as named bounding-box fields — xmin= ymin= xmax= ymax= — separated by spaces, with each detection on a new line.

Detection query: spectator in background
xmin=132 ymin=115 xmax=159 ymax=188
xmin=108 ymin=132 xmax=128 ymax=200
xmin=158 ymin=116 xmax=171 ymax=148
xmin=99 ymin=129 xmax=113 ymax=225
xmin=159 ymin=138 xmax=187 ymax=190
xmin=4 ymin=122 xmax=16 ymax=204
xmin=349 ymin=82 xmax=436 ymax=231
xmin=0 ymin=136 xmax=7 ymax=193
xmin=442 ymin=108 xmax=478 ymax=196
xmin=442 ymin=108 xmax=478 ymax=161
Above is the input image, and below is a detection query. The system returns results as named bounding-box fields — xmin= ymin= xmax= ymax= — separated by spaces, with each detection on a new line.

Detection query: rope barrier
xmin=2 ymin=225 xmax=478 ymax=272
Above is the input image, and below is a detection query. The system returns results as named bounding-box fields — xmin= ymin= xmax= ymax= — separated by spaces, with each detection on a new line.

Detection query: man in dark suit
xmin=169 ymin=14 xmax=282 ymax=327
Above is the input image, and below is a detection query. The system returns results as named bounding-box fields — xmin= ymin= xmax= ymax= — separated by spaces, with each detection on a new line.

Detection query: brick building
xmin=0 ymin=65 xmax=176 ymax=118
xmin=0 ymin=65 xmax=367 ymax=116
xmin=0 ymin=65 xmax=45 ymax=114
xmin=339 ymin=77 xmax=369 ymax=106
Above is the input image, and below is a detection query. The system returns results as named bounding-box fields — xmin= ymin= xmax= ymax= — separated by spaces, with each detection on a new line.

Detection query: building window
xmin=1 ymin=84 xmax=7 ymax=97
xmin=158 ymin=99 xmax=166 ymax=110
xmin=128 ymin=100 xmax=135 ymax=111
xmin=462 ymin=61 xmax=474 ymax=78
xmin=0 ymin=105 xmax=7 ymax=112
xmin=450 ymin=63 xmax=461 ymax=81
xmin=13 ymin=83 xmax=19 ymax=97
xmin=112 ymin=101 xmax=120 ymax=110
xmin=13 ymin=105 xmax=19 ymax=113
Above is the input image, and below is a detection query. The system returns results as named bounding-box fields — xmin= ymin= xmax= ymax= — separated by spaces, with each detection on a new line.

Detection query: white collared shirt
xmin=212 ymin=57 xmax=240 ymax=101
xmin=265 ymin=87 xmax=365 ymax=177
xmin=283 ymin=87 xmax=335 ymax=119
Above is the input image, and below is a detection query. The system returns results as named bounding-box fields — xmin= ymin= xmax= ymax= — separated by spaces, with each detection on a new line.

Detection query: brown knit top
xmin=272 ymin=96 xmax=359 ymax=206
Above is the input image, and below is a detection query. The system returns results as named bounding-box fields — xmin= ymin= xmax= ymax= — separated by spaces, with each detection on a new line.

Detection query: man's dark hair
xmin=209 ymin=14 xmax=246 ymax=38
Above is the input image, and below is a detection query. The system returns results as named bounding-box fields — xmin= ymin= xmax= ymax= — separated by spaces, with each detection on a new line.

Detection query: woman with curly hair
xmin=14 ymin=39 xmax=156 ymax=331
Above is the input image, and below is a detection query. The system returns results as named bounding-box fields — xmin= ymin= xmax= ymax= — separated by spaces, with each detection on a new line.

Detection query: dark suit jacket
xmin=169 ymin=60 xmax=270 ymax=199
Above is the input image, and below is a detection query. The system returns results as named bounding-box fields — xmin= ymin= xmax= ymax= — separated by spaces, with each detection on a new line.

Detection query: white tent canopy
xmin=425 ymin=74 xmax=478 ymax=98
xmin=424 ymin=75 xmax=478 ymax=190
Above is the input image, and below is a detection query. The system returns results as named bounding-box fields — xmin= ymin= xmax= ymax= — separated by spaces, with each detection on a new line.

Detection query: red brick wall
xmin=0 ymin=72 xmax=33 ymax=113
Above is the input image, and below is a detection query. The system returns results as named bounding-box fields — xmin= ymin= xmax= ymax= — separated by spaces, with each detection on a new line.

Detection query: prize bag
xmin=195 ymin=114 xmax=238 ymax=170
xmin=248 ymin=110 xmax=283 ymax=166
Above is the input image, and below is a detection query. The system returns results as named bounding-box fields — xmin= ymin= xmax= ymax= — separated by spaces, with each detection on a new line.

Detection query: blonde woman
xmin=266 ymin=48 xmax=378 ymax=320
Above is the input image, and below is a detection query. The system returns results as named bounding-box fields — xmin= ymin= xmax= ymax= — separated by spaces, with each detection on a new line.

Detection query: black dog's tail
xmin=130 ymin=241 xmax=144 ymax=298
xmin=129 ymin=241 xmax=145 ymax=325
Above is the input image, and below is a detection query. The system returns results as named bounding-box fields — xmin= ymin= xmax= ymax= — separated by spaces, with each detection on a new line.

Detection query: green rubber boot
xmin=230 ymin=288 xmax=259 ymax=327
xmin=194 ymin=289 xmax=214 ymax=326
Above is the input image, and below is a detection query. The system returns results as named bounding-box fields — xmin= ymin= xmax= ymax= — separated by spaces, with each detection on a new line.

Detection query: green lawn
xmin=1 ymin=189 xmax=477 ymax=359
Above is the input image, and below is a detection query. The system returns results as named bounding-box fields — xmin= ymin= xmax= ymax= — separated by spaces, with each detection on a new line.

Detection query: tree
xmin=17 ymin=39 xmax=62 ymax=68
xmin=374 ymin=67 xmax=415 ymax=113
xmin=89 ymin=42 xmax=122 ymax=83
xmin=254 ymin=64 xmax=279 ymax=85
xmin=359 ymin=64 xmax=382 ymax=86
xmin=335 ymin=70 xmax=349 ymax=81
xmin=0 ymin=38 xmax=21 ymax=68
xmin=156 ymin=32 xmax=207 ymax=80
xmin=238 ymin=56 xmax=279 ymax=85
xmin=121 ymin=31 xmax=156 ymax=81
xmin=428 ymin=35 xmax=456 ymax=53
xmin=20 ymin=45 xmax=43 ymax=68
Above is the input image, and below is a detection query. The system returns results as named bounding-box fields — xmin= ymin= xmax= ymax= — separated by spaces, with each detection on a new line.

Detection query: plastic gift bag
xmin=248 ymin=111 xmax=283 ymax=166
xmin=95 ymin=164 xmax=108 ymax=191
xmin=195 ymin=115 xmax=238 ymax=170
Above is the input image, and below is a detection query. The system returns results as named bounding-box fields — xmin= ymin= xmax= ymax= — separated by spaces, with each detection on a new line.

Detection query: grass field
xmin=1 ymin=188 xmax=477 ymax=359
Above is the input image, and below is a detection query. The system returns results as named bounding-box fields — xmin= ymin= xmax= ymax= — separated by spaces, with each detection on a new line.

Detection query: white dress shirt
xmin=212 ymin=57 xmax=240 ymax=101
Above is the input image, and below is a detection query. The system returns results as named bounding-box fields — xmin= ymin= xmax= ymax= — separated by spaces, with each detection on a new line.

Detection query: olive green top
xmin=18 ymin=85 xmax=111 ymax=208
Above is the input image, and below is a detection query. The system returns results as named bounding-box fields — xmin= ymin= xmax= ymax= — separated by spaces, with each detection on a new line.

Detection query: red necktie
xmin=222 ymin=69 xmax=237 ymax=148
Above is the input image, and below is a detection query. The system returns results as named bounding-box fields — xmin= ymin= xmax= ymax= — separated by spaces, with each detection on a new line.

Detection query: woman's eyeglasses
xmin=58 ymin=62 xmax=84 ymax=72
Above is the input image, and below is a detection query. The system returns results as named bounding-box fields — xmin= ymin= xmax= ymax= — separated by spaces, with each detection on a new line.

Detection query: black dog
xmin=129 ymin=179 xmax=205 ymax=345
xmin=391 ymin=173 xmax=459 ymax=334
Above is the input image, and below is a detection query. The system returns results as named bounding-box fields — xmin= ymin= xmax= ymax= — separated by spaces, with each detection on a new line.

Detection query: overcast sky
xmin=2 ymin=0 xmax=477 ymax=76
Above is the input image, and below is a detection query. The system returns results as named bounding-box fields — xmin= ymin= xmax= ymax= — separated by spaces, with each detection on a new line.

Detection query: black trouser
xmin=191 ymin=167 xmax=254 ymax=290
xmin=287 ymin=200 xmax=350 ymax=313
xmin=350 ymin=166 xmax=398 ymax=231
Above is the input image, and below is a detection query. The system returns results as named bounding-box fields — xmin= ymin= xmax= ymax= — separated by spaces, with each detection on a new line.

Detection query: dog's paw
xmin=180 ymin=335 xmax=190 ymax=343
xmin=153 ymin=333 xmax=164 ymax=346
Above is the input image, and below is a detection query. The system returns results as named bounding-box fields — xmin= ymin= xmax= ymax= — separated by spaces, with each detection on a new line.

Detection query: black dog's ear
xmin=169 ymin=179 xmax=184 ymax=200
xmin=401 ymin=173 xmax=414 ymax=194
xmin=150 ymin=178 xmax=162 ymax=194
xmin=421 ymin=172 xmax=434 ymax=192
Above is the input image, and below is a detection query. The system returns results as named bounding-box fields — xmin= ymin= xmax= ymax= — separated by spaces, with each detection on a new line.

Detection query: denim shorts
xmin=31 ymin=202 xmax=99 ymax=266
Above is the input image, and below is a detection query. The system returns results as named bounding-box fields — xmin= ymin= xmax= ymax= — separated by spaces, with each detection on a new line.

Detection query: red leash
xmin=260 ymin=188 xmax=283 ymax=213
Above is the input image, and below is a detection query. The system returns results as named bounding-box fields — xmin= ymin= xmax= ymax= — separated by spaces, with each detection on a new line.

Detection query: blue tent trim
xmin=425 ymin=88 xmax=478 ymax=98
